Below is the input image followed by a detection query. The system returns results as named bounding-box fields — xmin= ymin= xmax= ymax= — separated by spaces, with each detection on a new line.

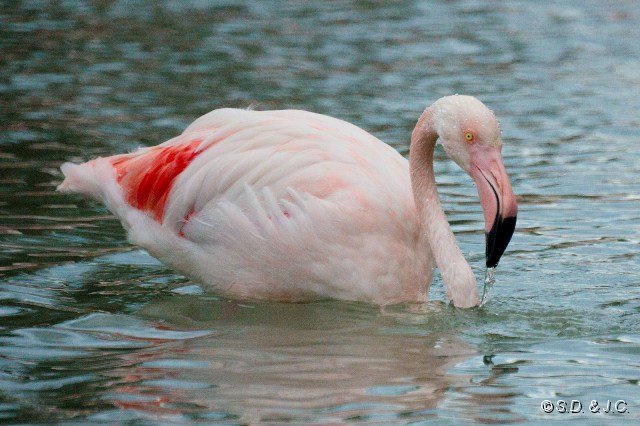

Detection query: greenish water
xmin=1 ymin=0 xmax=639 ymax=423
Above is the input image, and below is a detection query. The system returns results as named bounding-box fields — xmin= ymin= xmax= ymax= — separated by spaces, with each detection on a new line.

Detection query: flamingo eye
xmin=464 ymin=132 xmax=474 ymax=143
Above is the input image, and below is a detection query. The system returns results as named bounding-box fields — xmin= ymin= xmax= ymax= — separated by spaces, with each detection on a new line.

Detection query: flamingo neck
xmin=409 ymin=108 xmax=479 ymax=308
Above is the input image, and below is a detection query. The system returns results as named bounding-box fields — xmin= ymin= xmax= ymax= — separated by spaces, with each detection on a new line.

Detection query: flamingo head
xmin=431 ymin=95 xmax=518 ymax=268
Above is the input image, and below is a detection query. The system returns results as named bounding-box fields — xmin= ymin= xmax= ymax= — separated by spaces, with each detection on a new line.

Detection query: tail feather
xmin=57 ymin=158 xmax=180 ymax=253
xmin=57 ymin=158 xmax=126 ymax=213
xmin=58 ymin=160 xmax=106 ymax=198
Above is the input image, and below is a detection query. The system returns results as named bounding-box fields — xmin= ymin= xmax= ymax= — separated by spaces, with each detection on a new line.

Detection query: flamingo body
xmin=60 ymin=108 xmax=433 ymax=304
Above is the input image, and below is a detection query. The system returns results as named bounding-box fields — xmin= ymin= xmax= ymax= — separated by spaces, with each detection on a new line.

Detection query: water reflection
xmin=121 ymin=298 xmax=476 ymax=422
xmin=0 ymin=276 xmax=481 ymax=422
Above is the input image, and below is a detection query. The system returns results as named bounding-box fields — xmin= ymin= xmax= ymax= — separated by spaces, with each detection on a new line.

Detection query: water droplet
xmin=480 ymin=267 xmax=496 ymax=307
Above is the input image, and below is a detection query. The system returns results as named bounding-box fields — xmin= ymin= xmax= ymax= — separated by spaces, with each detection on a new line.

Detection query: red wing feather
xmin=110 ymin=140 xmax=202 ymax=222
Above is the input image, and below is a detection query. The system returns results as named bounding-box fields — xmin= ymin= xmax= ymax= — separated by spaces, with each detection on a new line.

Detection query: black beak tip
xmin=485 ymin=215 xmax=517 ymax=268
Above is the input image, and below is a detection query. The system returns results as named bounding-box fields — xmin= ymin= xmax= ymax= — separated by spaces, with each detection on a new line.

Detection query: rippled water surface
xmin=1 ymin=0 xmax=640 ymax=423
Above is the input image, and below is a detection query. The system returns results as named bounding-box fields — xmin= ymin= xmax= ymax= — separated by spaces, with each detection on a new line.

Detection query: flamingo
xmin=57 ymin=95 xmax=517 ymax=308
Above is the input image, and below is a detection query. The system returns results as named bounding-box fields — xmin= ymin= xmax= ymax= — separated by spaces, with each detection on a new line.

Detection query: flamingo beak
xmin=470 ymin=146 xmax=518 ymax=268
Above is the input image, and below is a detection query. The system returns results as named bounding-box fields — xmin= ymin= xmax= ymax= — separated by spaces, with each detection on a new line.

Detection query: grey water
xmin=1 ymin=0 xmax=639 ymax=423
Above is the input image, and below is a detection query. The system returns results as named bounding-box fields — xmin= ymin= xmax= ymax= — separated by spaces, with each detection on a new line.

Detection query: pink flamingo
xmin=58 ymin=95 xmax=517 ymax=308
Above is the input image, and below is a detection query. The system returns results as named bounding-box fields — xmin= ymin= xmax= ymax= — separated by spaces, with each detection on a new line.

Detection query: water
xmin=480 ymin=267 xmax=496 ymax=307
xmin=1 ymin=0 xmax=639 ymax=423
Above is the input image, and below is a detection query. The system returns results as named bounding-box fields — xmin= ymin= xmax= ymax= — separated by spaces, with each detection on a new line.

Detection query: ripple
xmin=59 ymin=313 xmax=212 ymax=341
